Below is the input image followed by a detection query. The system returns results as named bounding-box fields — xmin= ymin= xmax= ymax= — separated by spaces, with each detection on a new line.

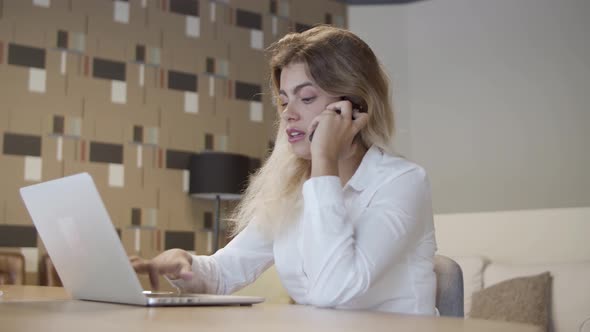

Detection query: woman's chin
xmin=289 ymin=145 xmax=312 ymax=160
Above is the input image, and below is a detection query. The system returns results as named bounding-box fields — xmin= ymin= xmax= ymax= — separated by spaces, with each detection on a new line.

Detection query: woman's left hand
xmin=307 ymin=100 xmax=369 ymax=164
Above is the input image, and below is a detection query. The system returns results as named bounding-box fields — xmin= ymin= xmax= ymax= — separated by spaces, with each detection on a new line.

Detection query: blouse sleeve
xmin=300 ymin=166 xmax=433 ymax=307
xmin=169 ymin=222 xmax=274 ymax=295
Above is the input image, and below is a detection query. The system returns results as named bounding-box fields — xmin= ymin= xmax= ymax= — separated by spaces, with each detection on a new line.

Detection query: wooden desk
xmin=0 ymin=286 xmax=541 ymax=332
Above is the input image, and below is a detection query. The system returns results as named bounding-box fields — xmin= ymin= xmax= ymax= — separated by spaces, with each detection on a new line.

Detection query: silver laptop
xmin=19 ymin=172 xmax=264 ymax=307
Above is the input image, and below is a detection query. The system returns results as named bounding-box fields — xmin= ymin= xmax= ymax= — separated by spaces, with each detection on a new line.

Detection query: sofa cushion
xmin=483 ymin=261 xmax=590 ymax=332
xmin=450 ymin=255 xmax=487 ymax=316
xmin=470 ymin=272 xmax=551 ymax=331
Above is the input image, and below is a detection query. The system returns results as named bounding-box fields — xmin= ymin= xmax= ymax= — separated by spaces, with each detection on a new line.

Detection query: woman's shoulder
xmin=348 ymin=145 xmax=430 ymax=193
xmin=366 ymin=149 xmax=432 ymax=200
xmin=374 ymin=147 xmax=429 ymax=182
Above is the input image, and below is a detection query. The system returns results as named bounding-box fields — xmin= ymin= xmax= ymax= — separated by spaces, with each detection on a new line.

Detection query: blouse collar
xmin=345 ymin=145 xmax=384 ymax=191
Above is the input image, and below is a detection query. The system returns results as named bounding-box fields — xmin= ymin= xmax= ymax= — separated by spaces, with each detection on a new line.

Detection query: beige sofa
xmin=435 ymin=207 xmax=590 ymax=332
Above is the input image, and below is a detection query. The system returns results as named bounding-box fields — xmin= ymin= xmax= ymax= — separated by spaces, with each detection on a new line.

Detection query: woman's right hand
xmin=130 ymin=249 xmax=194 ymax=290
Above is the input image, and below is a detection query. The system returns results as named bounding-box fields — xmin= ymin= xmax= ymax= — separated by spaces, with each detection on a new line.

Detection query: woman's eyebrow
xmin=279 ymin=82 xmax=314 ymax=97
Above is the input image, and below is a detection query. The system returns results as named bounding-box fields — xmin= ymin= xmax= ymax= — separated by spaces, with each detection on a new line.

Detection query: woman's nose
xmin=281 ymin=105 xmax=300 ymax=122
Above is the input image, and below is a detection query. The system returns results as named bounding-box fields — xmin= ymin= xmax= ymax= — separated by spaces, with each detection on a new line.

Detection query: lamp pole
xmin=189 ymin=152 xmax=254 ymax=253
xmin=213 ymin=194 xmax=221 ymax=252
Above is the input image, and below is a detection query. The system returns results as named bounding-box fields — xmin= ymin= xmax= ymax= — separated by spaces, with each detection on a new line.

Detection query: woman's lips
xmin=286 ymin=128 xmax=306 ymax=143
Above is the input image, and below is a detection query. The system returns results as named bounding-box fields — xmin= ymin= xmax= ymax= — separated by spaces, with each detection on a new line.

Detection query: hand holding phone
xmin=309 ymin=96 xmax=366 ymax=142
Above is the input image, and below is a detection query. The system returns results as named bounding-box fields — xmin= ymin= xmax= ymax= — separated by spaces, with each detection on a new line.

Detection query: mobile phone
xmin=308 ymin=96 xmax=366 ymax=142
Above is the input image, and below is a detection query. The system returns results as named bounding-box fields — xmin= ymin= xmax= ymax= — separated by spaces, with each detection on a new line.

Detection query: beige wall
xmin=349 ymin=0 xmax=590 ymax=214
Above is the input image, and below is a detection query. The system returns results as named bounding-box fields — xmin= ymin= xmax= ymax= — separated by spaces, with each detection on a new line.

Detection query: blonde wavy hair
xmin=229 ymin=25 xmax=395 ymax=237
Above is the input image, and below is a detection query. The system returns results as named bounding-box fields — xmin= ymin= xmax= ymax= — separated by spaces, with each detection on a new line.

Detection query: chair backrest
xmin=38 ymin=254 xmax=63 ymax=287
xmin=0 ymin=252 xmax=26 ymax=285
xmin=434 ymin=255 xmax=464 ymax=317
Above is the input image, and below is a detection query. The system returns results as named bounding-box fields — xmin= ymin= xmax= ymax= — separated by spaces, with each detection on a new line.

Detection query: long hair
xmin=229 ymin=25 xmax=395 ymax=237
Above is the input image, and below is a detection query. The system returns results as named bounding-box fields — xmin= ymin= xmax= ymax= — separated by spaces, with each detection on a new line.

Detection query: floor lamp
xmin=188 ymin=152 xmax=251 ymax=252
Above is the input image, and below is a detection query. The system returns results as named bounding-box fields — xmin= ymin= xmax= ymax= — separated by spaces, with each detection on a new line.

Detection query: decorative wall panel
xmin=0 ymin=0 xmax=347 ymax=285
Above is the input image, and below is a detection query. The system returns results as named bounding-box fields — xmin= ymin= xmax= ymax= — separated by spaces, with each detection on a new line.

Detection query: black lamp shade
xmin=189 ymin=152 xmax=251 ymax=200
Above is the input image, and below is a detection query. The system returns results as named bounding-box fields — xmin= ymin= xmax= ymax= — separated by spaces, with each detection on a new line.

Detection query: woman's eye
xmin=302 ymin=97 xmax=316 ymax=104
xmin=281 ymin=102 xmax=288 ymax=107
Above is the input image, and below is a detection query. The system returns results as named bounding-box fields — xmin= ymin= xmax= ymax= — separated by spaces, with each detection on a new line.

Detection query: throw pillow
xmin=470 ymin=272 xmax=551 ymax=331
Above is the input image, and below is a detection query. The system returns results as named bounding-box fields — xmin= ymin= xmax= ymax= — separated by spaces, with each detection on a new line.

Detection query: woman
xmin=132 ymin=25 xmax=437 ymax=315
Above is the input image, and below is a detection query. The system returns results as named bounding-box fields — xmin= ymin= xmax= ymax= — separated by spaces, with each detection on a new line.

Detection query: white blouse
xmin=172 ymin=145 xmax=437 ymax=315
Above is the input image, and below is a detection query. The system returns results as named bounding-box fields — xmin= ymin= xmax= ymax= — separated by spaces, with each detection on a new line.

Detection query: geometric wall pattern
xmin=0 ymin=0 xmax=346 ymax=284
